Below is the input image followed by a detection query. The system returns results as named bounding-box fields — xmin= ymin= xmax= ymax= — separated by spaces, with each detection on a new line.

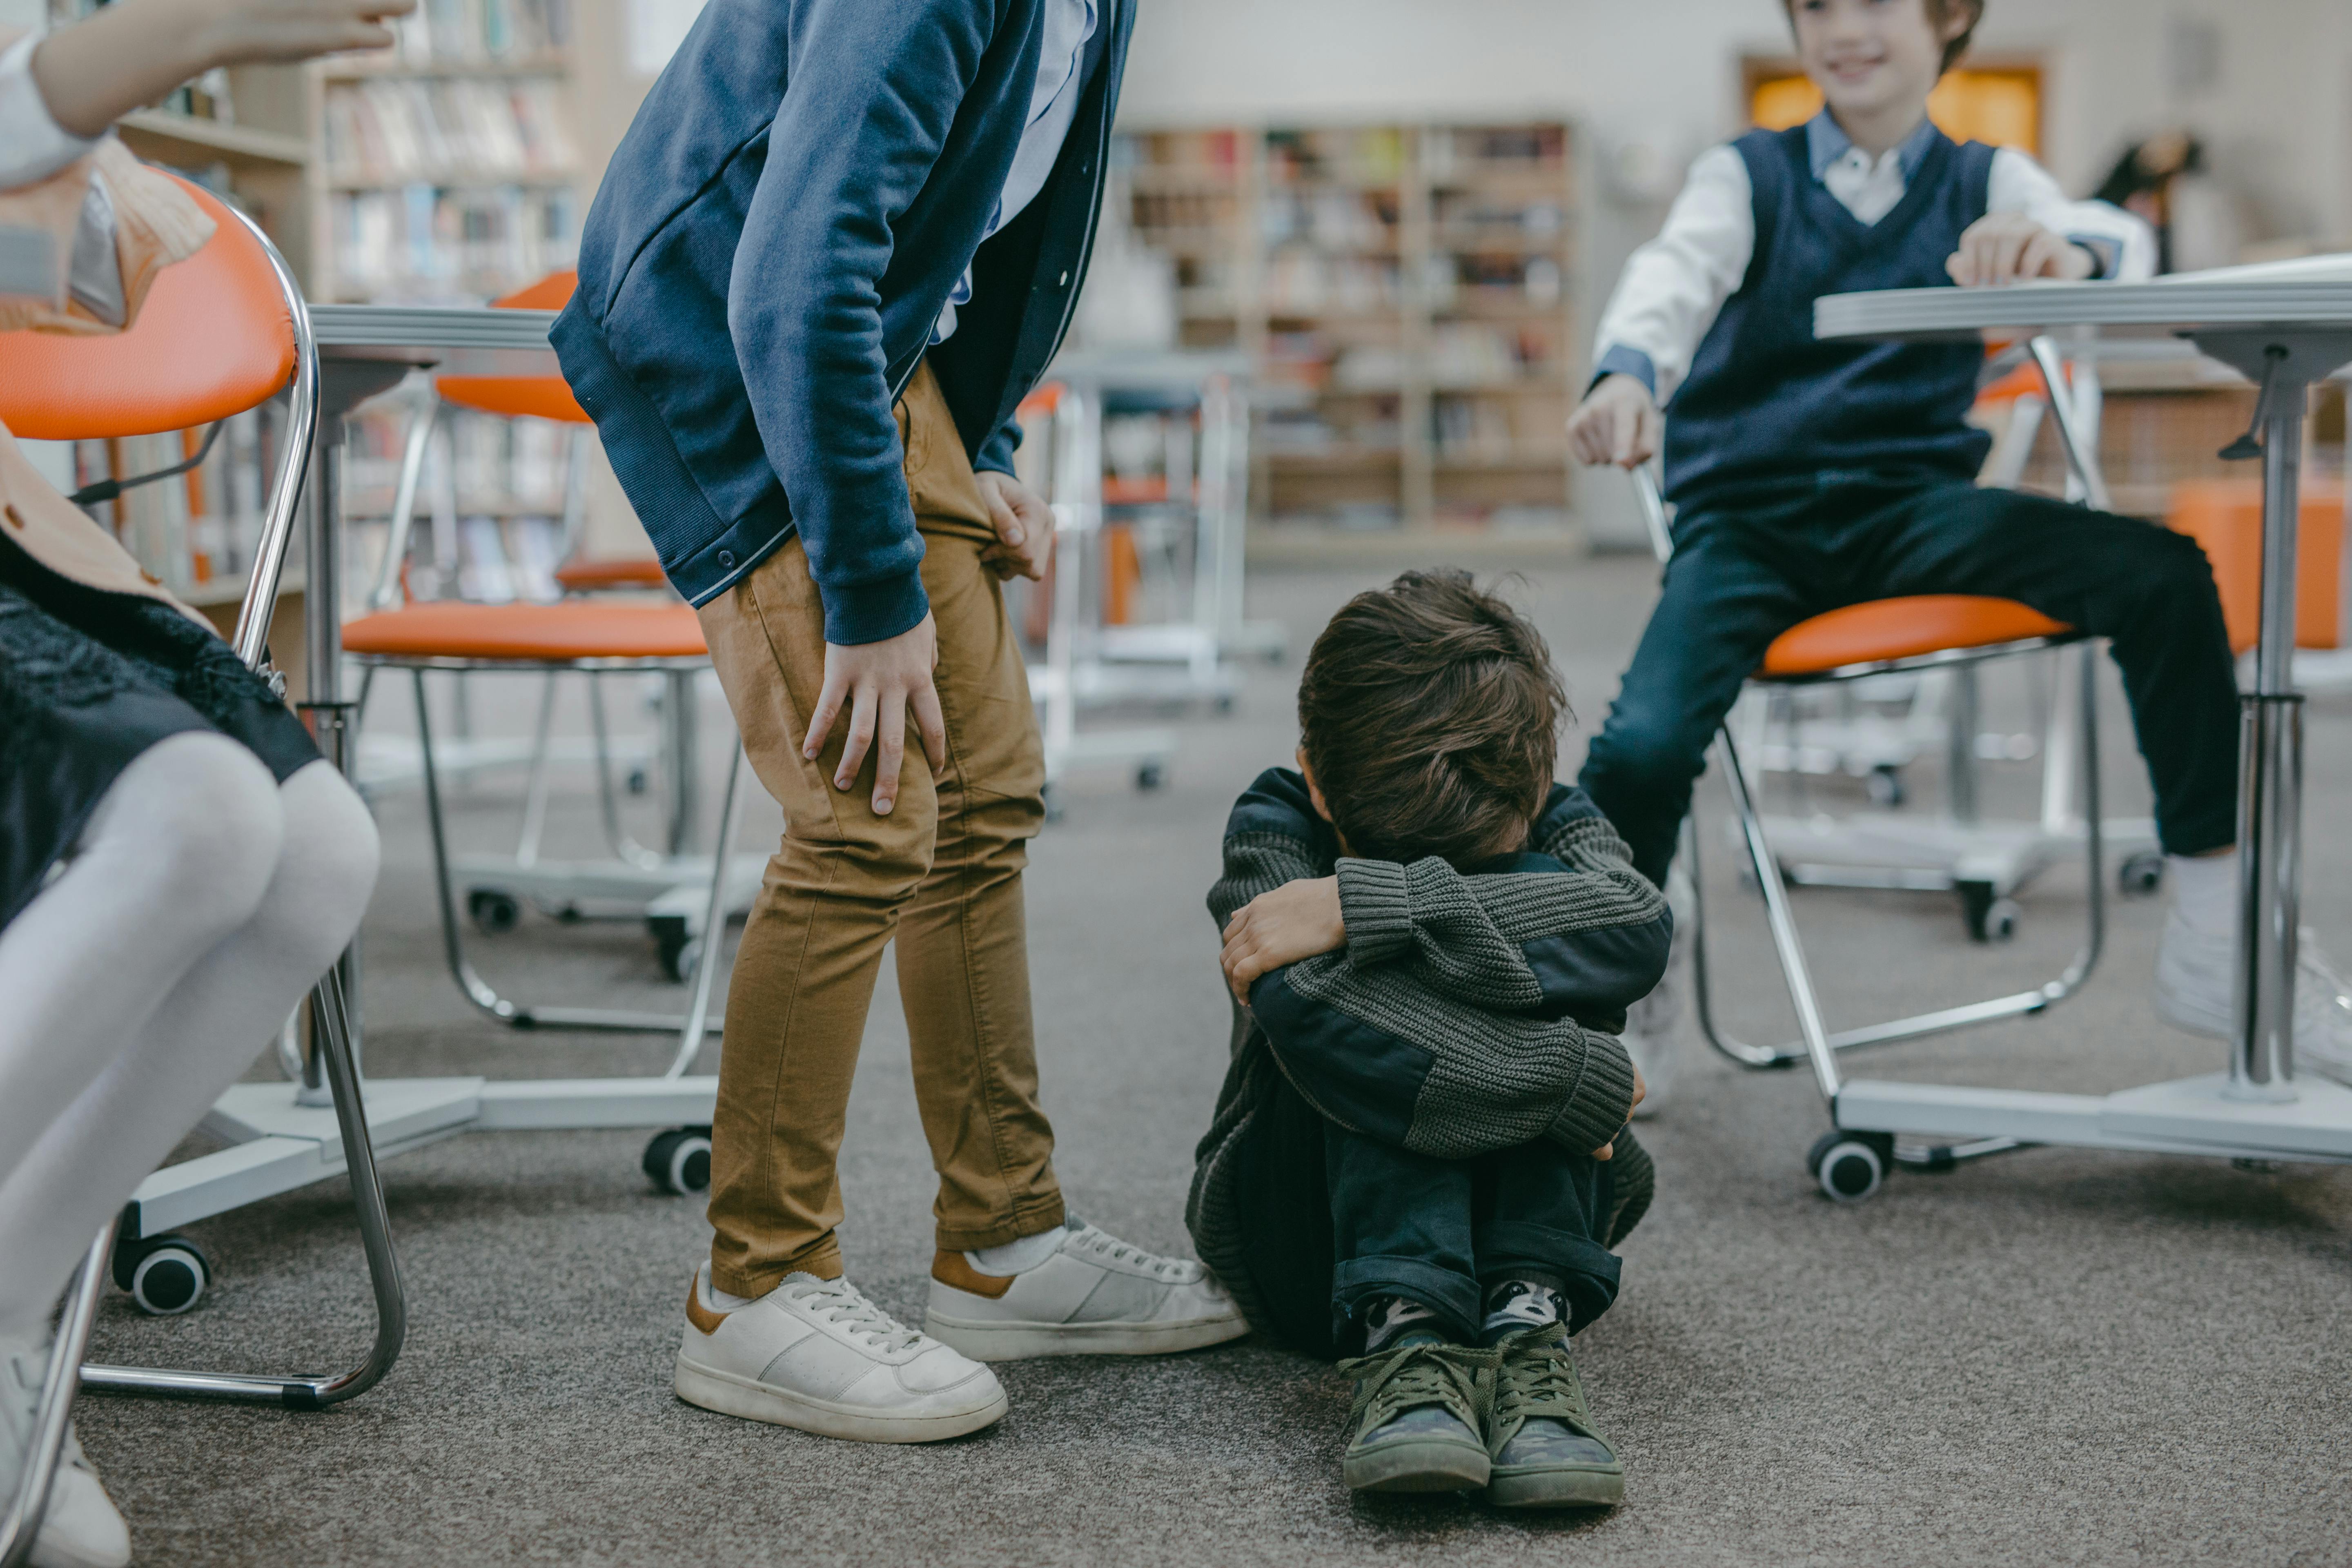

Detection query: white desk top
xmin=1819 ymin=257 xmax=2352 ymax=343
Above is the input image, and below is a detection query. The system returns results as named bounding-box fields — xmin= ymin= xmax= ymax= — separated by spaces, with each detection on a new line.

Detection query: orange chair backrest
xmin=2167 ymin=479 xmax=2343 ymax=653
xmin=435 ymin=269 xmax=585 ymax=422
xmin=0 ymin=177 xmax=295 ymax=440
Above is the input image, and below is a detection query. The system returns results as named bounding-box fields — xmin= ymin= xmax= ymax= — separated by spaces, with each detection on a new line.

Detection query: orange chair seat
xmin=555 ymin=557 xmax=671 ymax=592
xmin=1761 ymin=596 xmax=2070 ymax=679
xmin=343 ymin=601 xmax=706 ymax=663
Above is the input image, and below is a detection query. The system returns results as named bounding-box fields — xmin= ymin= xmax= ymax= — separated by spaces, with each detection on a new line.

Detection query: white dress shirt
xmin=1594 ymin=113 xmax=2157 ymax=406
xmin=931 ymin=0 xmax=1097 ymax=345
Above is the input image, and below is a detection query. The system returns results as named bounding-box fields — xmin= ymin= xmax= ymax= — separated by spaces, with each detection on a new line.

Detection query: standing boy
xmin=555 ymin=0 xmax=1243 ymax=1446
xmin=1193 ymin=572 xmax=1670 ymax=1506
xmin=1568 ymin=0 xmax=2352 ymax=1075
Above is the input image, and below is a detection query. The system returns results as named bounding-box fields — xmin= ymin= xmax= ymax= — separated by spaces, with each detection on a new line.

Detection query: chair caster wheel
xmin=2118 ymin=851 xmax=2165 ymax=898
xmin=627 ymin=766 xmax=651 ymax=796
xmin=114 ymin=1234 xmax=210 ymax=1315
xmin=644 ymin=1127 xmax=713 ymax=1196
xmin=1807 ymin=1131 xmax=1891 ymax=1203
xmin=650 ymin=915 xmax=692 ymax=982
xmin=1958 ymin=882 xmax=2018 ymax=942
xmin=1042 ymin=782 xmax=1065 ymax=823
xmin=1865 ymin=763 xmax=1905 ymax=808
xmin=468 ymin=889 xmax=521 ymax=935
xmin=1136 ymin=762 xmax=1165 ymax=792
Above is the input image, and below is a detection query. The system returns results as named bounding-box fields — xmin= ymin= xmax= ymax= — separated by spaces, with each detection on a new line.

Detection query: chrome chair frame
xmin=1639 ymin=336 xmax=2119 ymax=1089
xmin=3 ymin=204 xmax=402 ymax=1568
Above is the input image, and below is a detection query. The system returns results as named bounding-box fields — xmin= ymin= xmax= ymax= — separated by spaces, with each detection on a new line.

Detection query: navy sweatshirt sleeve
xmin=728 ymin=0 xmax=996 ymax=645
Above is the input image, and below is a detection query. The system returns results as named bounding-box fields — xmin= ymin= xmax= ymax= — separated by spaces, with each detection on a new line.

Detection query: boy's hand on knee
xmin=1946 ymin=214 xmax=2097 ymax=287
xmin=1220 ymin=876 xmax=1345 ymax=1004
xmin=803 ymin=613 xmax=948 ymax=816
xmin=1590 ymin=1063 xmax=1646 ymax=1160
xmin=976 ymin=470 xmax=1052 ymax=582
xmin=1567 ymin=374 xmax=1662 ymax=469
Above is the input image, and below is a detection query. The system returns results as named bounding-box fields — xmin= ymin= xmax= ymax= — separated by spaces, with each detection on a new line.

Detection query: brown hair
xmin=1783 ymin=0 xmax=1984 ymax=72
xmin=1296 ymin=570 xmax=1566 ymax=869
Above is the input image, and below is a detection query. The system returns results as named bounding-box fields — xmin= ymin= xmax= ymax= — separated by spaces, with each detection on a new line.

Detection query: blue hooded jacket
xmin=552 ymin=0 xmax=1132 ymax=644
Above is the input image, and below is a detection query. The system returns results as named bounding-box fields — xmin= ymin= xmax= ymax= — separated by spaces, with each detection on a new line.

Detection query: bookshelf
xmin=1116 ymin=120 xmax=1581 ymax=560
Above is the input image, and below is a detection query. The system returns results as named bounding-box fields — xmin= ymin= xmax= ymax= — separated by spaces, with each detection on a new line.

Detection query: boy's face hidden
xmin=1790 ymin=0 xmax=1964 ymax=133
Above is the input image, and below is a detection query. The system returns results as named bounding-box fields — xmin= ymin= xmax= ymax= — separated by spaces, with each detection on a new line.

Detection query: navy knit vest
xmin=1662 ymin=124 xmax=1996 ymax=510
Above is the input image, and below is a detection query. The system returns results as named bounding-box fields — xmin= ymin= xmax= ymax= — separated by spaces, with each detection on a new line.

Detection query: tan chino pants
xmin=693 ymin=363 xmax=1062 ymax=1295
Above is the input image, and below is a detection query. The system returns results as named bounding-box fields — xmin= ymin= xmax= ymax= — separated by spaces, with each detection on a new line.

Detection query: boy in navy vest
xmin=1567 ymin=0 xmax=2352 ymax=1085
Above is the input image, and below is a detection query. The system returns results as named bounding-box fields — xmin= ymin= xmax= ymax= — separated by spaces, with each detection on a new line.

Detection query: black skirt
xmin=0 ymin=530 xmax=318 ymax=927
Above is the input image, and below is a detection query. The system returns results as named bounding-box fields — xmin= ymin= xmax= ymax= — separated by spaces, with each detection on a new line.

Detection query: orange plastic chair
xmin=1626 ymin=334 xmax=2114 ymax=1176
xmin=2166 ymin=479 xmax=2343 ymax=655
xmin=0 ymin=174 xmax=403 ymax=1522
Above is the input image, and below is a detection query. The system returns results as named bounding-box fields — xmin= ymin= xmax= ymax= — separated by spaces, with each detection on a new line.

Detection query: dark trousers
xmin=1577 ymin=477 xmax=2243 ymax=887
xmin=1226 ymin=1076 xmax=1624 ymax=1358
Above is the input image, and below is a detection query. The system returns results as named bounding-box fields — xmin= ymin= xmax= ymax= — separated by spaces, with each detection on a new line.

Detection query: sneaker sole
xmin=673 ymin=1355 xmax=1006 ymax=1443
xmin=923 ymin=1310 xmax=1249 ymax=1361
xmin=1344 ymin=1437 xmax=1493 ymax=1494
xmin=1487 ymin=1463 xmax=1625 ymax=1509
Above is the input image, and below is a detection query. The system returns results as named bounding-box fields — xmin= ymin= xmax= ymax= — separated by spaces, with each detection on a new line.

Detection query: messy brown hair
xmin=1296 ymin=570 xmax=1566 ymax=869
xmin=1784 ymin=0 xmax=1984 ymax=72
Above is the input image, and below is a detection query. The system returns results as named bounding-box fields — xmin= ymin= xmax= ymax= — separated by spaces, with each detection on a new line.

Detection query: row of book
xmin=328 ymin=185 xmax=579 ymax=302
xmin=382 ymin=0 xmax=574 ymax=64
xmin=324 ymin=77 xmax=576 ymax=185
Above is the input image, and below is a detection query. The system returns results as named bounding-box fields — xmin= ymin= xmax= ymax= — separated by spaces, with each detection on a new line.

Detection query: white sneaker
xmin=1621 ymin=864 xmax=1692 ymax=1120
xmin=2 ymin=1341 xmax=131 ymax=1568
xmin=673 ymin=1266 xmax=1007 ymax=1443
xmin=925 ymin=1220 xmax=1248 ymax=1361
xmin=2153 ymin=911 xmax=2352 ymax=1083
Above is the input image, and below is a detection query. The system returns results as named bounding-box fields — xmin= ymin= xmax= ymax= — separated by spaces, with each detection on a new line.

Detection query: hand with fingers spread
xmin=803 ymin=613 xmax=948 ymax=817
xmin=1220 ymin=875 xmax=1345 ymax=1005
xmin=976 ymin=470 xmax=1053 ymax=582
xmin=1566 ymin=373 xmax=1663 ymax=470
xmin=1945 ymin=212 xmax=2097 ymax=288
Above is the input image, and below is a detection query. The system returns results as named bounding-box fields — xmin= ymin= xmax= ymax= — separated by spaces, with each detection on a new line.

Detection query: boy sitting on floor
xmin=1568 ymin=0 xmax=2352 ymax=1079
xmin=1188 ymin=571 xmax=1672 ymax=1506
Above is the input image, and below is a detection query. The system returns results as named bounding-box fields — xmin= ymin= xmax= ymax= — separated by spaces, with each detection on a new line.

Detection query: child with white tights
xmin=0 ymin=0 xmax=409 ymax=1561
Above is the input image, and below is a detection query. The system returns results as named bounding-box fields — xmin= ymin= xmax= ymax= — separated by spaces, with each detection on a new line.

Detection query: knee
xmin=2139 ymin=530 xmax=2226 ymax=617
xmin=1585 ymin=714 xmax=1708 ymax=799
xmin=253 ymin=762 xmax=381 ymax=966
xmin=780 ymin=817 xmax=937 ymax=907
xmin=106 ymin=734 xmax=285 ymax=931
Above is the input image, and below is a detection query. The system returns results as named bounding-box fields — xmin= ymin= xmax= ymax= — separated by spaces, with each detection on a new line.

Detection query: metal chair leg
xmin=664 ymin=742 xmax=746 ymax=1080
xmin=82 ymin=964 xmax=407 ymax=1408
xmin=0 ymin=1231 xmax=109 ymax=1568
xmin=413 ymin=667 xmax=728 ymax=1033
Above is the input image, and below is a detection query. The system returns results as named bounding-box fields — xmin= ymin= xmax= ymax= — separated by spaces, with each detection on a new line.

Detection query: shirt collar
xmin=1804 ymin=110 xmax=1941 ymax=183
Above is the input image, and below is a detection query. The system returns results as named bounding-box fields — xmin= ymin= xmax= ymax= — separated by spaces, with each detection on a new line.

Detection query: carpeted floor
xmin=71 ymin=556 xmax=2352 ymax=1566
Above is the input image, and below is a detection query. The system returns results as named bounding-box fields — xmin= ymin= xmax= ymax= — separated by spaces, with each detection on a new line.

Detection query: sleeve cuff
xmin=1590 ymin=344 xmax=1658 ymax=399
xmin=1548 ymin=1032 xmax=1637 ymax=1155
xmin=2069 ymin=233 xmax=2122 ymax=281
xmin=1336 ymin=858 xmax=1415 ymax=965
xmin=974 ymin=416 xmax=1022 ymax=477
xmin=817 ymin=565 xmax=931 ymax=646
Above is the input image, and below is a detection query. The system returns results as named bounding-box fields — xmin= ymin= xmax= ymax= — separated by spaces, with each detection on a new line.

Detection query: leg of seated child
xmin=1323 ymin=1124 xmax=1495 ymax=1496
xmin=1467 ymin=1137 xmax=1632 ymax=1510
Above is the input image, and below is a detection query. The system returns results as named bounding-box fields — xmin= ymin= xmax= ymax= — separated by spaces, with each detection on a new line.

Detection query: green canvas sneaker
xmin=1483 ymin=1322 xmax=1624 ymax=1508
xmin=1335 ymin=1335 xmax=1495 ymax=1494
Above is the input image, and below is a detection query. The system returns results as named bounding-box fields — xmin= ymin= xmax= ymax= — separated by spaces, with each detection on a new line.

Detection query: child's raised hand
xmin=1946 ymin=213 xmax=2097 ymax=288
xmin=1220 ymin=876 xmax=1345 ymax=1005
xmin=1566 ymin=374 xmax=1662 ymax=470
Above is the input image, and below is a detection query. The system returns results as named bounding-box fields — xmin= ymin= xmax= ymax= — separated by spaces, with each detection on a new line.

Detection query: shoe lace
xmin=1336 ymin=1340 xmax=1494 ymax=1432
xmin=782 ymin=1278 xmax=924 ymax=1355
xmin=1491 ymin=1324 xmax=1592 ymax=1437
xmin=1072 ymin=1223 xmax=1199 ymax=1281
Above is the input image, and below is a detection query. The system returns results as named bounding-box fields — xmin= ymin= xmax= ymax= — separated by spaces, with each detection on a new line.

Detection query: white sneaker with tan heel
xmin=924 ymin=1218 xmax=1248 ymax=1361
xmin=673 ymin=1265 xmax=1007 ymax=1443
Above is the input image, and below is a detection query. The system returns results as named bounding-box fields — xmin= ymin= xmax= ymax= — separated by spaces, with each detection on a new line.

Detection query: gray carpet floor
xmin=72 ymin=556 xmax=2352 ymax=1566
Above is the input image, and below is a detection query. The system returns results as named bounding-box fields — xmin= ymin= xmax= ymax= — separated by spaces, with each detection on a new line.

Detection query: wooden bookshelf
xmin=1116 ymin=120 xmax=1580 ymax=555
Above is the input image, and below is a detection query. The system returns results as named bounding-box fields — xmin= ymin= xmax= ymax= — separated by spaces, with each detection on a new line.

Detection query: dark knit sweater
xmin=1186 ymin=770 xmax=1671 ymax=1334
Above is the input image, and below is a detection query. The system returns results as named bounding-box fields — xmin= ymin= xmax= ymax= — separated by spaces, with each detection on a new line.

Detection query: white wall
xmin=1120 ymin=0 xmax=2352 ymax=240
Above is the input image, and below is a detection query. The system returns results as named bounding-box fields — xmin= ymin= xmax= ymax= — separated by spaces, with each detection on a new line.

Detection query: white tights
xmin=0 ymin=734 xmax=380 ymax=1339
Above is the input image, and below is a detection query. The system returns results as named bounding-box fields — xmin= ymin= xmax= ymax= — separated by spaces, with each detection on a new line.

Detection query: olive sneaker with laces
xmin=1336 ymin=1332 xmax=1495 ymax=1494
xmin=673 ymin=1264 xmax=1008 ymax=1443
xmin=1483 ymin=1321 xmax=1624 ymax=1509
xmin=924 ymin=1218 xmax=1247 ymax=1361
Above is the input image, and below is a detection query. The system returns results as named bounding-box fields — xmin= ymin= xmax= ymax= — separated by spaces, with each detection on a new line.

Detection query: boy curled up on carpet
xmin=1186 ymin=571 xmax=1671 ymax=1507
